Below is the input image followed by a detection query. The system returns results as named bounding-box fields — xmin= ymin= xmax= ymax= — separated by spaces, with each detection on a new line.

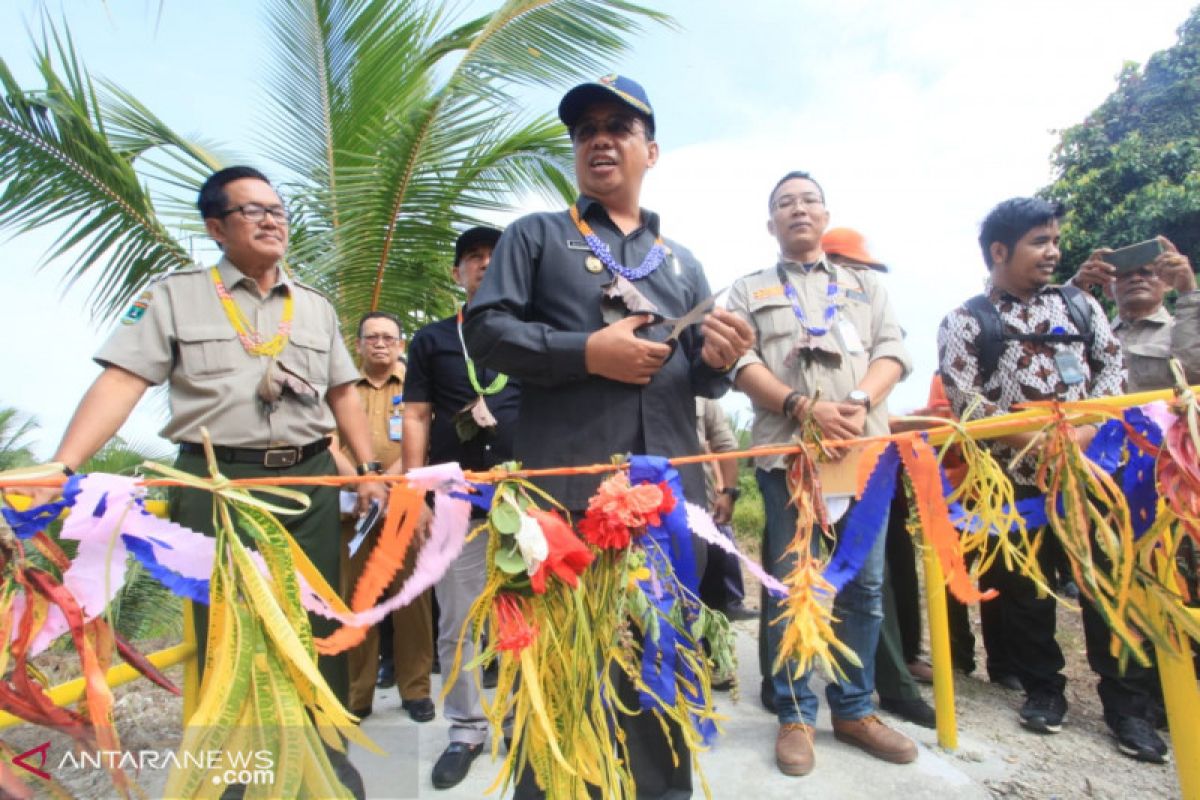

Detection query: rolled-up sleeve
xmin=865 ymin=273 xmax=912 ymax=377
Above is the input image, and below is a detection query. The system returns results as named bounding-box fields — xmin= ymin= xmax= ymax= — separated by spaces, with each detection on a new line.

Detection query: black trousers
xmin=884 ymin=488 xmax=922 ymax=664
xmin=698 ymin=522 xmax=745 ymax=611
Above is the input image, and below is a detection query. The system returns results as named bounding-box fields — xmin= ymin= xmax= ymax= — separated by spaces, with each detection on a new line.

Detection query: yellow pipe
xmin=1158 ymin=624 xmax=1200 ymax=800
xmin=920 ymin=536 xmax=958 ymax=750
xmin=0 ymin=640 xmax=196 ymax=730
xmin=181 ymin=599 xmax=200 ymax=723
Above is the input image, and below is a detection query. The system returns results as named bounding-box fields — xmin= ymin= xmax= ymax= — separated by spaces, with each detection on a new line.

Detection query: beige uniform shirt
xmin=728 ymin=258 xmax=911 ymax=471
xmin=95 ymin=257 xmax=358 ymax=447
xmin=1111 ymin=291 xmax=1200 ymax=393
xmin=340 ymin=363 xmax=406 ymax=469
xmin=696 ymin=397 xmax=738 ymax=506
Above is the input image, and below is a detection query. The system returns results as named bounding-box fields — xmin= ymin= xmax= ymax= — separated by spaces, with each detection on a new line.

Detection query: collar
xmin=575 ymin=195 xmax=660 ymax=237
xmin=357 ymin=361 xmax=405 ymax=389
xmin=1113 ymin=304 xmax=1171 ymax=331
xmin=777 ymin=254 xmax=834 ymax=275
xmin=217 ymin=256 xmax=291 ymax=294
xmin=984 ymin=277 xmax=1058 ymax=304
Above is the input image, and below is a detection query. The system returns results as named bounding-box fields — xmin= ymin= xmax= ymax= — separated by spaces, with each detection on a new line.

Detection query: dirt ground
xmin=1 ymin=604 xmax=1189 ymax=799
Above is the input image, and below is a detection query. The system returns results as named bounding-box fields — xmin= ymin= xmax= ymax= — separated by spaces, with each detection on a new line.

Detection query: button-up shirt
xmin=937 ymin=282 xmax=1125 ymax=486
xmin=728 ymin=258 xmax=911 ymax=471
xmin=342 ymin=362 xmax=406 ymax=470
xmin=463 ymin=196 xmax=731 ymax=509
xmin=1111 ymin=291 xmax=1200 ymax=392
xmin=95 ymin=256 xmax=358 ymax=447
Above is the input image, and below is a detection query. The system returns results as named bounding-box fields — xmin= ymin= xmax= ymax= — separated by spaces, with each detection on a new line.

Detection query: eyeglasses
xmin=772 ymin=193 xmax=825 ymax=211
xmin=219 ymin=203 xmax=290 ymax=224
xmin=361 ymin=334 xmax=401 ymax=345
xmin=571 ymin=115 xmax=643 ymax=142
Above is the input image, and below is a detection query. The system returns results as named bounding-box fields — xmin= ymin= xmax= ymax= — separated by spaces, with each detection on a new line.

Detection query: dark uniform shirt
xmin=463 ymin=196 xmax=731 ymax=509
xmin=405 ymin=314 xmax=520 ymax=470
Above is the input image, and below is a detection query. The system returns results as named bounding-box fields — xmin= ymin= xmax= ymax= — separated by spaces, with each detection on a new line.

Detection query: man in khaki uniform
xmin=39 ymin=165 xmax=386 ymax=798
xmin=1070 ymin=235 xmax=1200 ymax=391
xmin=728 ymin=170 xmax=915 ymax=777
xmin=332 ymin=312 xmax=434 ymax=721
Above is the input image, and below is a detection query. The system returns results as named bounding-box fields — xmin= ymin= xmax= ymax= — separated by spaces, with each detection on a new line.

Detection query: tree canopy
xmin=1043 ymin=5 xmax=1200 ymax=280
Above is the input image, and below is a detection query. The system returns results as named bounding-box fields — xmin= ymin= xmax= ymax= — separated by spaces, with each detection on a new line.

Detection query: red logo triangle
xmin=12 ymin=741 xmax=51 ymax=780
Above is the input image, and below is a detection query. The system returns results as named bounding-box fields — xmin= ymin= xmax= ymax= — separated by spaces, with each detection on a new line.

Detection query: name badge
xmin=1054 ymin=350 xmax=1086 ymax=385
xmin=834 ymin=319 xmax=865 ymax=354
xmin=566 ymin=240 xmax=591 ymax=250
xmin=388 ymin=414 xmax=404 ymax=441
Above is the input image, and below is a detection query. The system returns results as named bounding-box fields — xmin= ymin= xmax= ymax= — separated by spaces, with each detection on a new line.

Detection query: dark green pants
xmin=170 ymin=450 xmax=349 ymax=707
xmin=875 ymin=561 xmax=922 ymax=702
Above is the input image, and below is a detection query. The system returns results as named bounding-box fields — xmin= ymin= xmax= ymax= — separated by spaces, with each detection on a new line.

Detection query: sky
xmin=1 ymin=0 xmax=1196 ymax=459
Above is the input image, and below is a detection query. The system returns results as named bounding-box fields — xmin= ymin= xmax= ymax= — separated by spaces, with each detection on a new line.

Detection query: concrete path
xmin=351 ymin=619 xmax=1013 ymax=799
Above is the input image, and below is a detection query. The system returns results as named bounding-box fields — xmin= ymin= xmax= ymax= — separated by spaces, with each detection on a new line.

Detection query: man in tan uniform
xmin=1070 ymin=235 xmax=1200 ymax=391
xmin=728 ymin=170 xmax=915 ymax=777
xmin=333 ymin=311 xmax=435 ymax=721
xmin=38 ymin=165 xmax=387 ymax=797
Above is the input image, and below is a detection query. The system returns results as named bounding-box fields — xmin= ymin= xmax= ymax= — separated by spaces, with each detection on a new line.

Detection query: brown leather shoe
xmin=775 ymin=722 xmax=815 ymax=776
xmin=832 ymin=714 xmax=918 ymax=764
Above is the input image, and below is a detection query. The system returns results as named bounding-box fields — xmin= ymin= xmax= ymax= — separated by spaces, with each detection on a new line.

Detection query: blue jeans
xmin=757 ymin=468 xmax=887 ymax=725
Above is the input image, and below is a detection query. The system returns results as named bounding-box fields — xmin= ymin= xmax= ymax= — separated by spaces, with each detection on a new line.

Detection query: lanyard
xmin=569 ymin=204 xmax=667 ymax=281
xmin=456 ymin=306 xmax=508 ymax=396
xmin=776 ymin=264 xmax=838 ymax=337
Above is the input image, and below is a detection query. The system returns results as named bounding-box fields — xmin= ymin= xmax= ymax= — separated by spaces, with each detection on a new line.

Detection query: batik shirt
xmin=936 ymin=281 xmax=1125 ymax=486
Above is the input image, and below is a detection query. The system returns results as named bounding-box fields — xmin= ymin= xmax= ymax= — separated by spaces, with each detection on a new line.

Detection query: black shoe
xmin=376 ymin=662 xmax=395 ymax=689
xmin=722 ymin=601 xmax=757 ymax=622
xmin=711 ymin=673 xmax=735 ymax=692
xmin=879 ymin=696 xmax=937 ymax=729
xmin=1019 ymin=692 xmax=1067 ymax=733
xmin=989 ymin=674 xmax=1023 ymax=691
xmin=401 ymin=697 xmax=436 ymax=723
xmin=1113 ymin=716 xmax=1169 ymax=764
xmin=432 ymin=656 xmax=441 ymax=675
xmin=351 ymin=705 xmax=372 ymax=721
xmin=760 ymin=677 xmax=777 ymax=714
xmin=482 ymin=661 xmax=498 ymax=689
xmin=432 ymin=741 xmax=483 ymax=789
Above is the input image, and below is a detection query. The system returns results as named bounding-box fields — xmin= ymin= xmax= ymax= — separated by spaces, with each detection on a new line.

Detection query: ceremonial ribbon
xmin=210 ymin=266 xmax=294 ymax=356
xmin=777 ymin=263 xmax=839 ymax=337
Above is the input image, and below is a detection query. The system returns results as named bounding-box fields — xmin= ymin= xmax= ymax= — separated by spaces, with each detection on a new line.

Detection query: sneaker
xmin=401 ymin=697 xmax=436 ymax=723
xmin=879 ymin=696 xmax=936 ymax=729
xmin=775 ymin=723 xmax=815 ymax=776
xmin=432 ymin=741 xmax=484 ymax=789
xmin=1019 ymin=693 xmax=1067 ymax=733
xmin=832 ymin=714 xmax=918 ymax=764
xmin=1113 ymin=716 xmax=1169 ymax=764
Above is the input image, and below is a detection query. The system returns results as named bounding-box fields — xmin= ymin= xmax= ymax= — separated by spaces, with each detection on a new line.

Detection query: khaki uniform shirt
xmin=1111 ymin=291 xmax=1200 ymax=393
xmin=728 ymin=258 xmax=911 ymax=471
xmin=340 ymin=362 xmax=406 ymax=469
xmin=95 ymin=257 xmax=358 ymax=447
xmin=696 ymin=397 xmax=738 ymax=506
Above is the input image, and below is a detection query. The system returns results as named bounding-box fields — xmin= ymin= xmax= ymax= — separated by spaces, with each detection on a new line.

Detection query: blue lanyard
xmin=776 ymin=264 xmax=838 ymax=336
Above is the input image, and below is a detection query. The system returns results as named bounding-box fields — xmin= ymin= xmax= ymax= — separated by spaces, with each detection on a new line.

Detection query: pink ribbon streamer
xmin=685 ymin=502 xmax=788 ymax=597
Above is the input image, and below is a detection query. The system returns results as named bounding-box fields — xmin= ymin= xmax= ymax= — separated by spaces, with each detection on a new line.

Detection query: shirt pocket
xmin=280 ymin=327 xmax=331 ymax=390
xmin=1124 ymin=340 xmax=1172 ymax=388
xmin=175 ymin=323 xmax=244 ymax=378
xmin=749 ymin=295 xmax=797 ymax=345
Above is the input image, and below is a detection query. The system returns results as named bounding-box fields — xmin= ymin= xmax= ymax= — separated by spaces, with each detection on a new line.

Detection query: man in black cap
xmin=402 ymin=226 xmax=521 ymax=790
xmin=464 ymin=75 xmax=755 ymax=799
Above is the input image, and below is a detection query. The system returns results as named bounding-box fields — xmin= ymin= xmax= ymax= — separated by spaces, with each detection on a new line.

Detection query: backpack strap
xmin=964 ymin=294 xmax=1005 ymax=386
xmin=1057 ymin=284 xmax=1101 ymax=374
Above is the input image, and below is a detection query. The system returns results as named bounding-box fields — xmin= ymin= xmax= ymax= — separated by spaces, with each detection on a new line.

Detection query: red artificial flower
xmin=493 ymin=592 xmax=537 ymax=654
xmin=588 ymin=472 xmax=665 ymax=527
xmin=578 ymin=511 xmax=631 ymax=550
xmin=526 ymin=508 xmax=594 ymax=594
xmin=646 ymin=481 xmax=677 ymax=526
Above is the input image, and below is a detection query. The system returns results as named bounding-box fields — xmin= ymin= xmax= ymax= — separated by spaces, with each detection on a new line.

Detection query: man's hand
xmin=1071 ymin=249 xmax=1116 ymax=291
xmin=711 ymin=492 xmax=735 ymax=525
xmin=585 ymin=314 xmax=672 ymax=384
xmin=355 ymin=479 xmax=388 ymax=515
xmin=700 ymin=308 xmax=756 ymax=371
xmin=1153 ymin=237 xmax=1196 ymax=294
xmin=806 ymin=400 xmax=866 ymax=458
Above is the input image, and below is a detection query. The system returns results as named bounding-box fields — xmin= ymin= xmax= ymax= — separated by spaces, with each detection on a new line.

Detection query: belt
xmin=178 ymin=438 xmax=330 ymax=469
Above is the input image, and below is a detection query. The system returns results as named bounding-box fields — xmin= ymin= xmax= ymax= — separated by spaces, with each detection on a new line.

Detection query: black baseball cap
xmin=558 ymin=74 xmax=655 ymax=135
xmin=454 ymin=226 xmax=502 ymax=265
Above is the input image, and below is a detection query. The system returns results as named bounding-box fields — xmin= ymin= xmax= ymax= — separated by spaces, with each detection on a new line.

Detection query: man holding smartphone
xmin=1070 ymin=236 xmax=1200 ymax=391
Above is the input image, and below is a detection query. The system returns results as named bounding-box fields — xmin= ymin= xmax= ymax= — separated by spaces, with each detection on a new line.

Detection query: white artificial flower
xmin=514 ymin=510 xmax=549 ymax=575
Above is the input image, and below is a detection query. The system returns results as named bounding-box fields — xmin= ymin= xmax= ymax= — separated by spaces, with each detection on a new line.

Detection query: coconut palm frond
xmin=0 ymin=20 xmax=194 ymax=319
xmin=0 ymin=407 xmax=40 ymax=471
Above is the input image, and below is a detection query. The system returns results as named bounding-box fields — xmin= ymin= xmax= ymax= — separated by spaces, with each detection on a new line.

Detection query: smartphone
xmin=347 ymin=499 xmax=382 ymax=557
xmin=1100 ymin=239 xmax=1165 ymax=275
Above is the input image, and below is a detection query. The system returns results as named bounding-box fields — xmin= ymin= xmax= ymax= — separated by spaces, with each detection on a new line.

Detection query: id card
xmin=1054 ymin=350 xmax=1086 ymax=385
xmin=834 ymin=318 xmax=865 ymax=354
xmin=388 ymin=414 xmax=404 ymax=441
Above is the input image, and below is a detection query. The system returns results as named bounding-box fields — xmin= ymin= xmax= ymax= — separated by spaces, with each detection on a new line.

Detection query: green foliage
xmin=730 ymin=466 xmax=763 ymax=555
xmin=1042 ymin=8 xmax=1200 ymax=280
xmin=0 ymin=1 xmax=674 ymax=335
xmin=0 ymin=406 xmax=39 ymax=470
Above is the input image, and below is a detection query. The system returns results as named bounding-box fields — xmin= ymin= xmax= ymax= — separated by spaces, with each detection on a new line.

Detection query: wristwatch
xmin=846 ymin=390 xmax=872 ymax=412
xmin=356 ymin=461 xmax=384 ymax=476
xmin=719 ymin=487 xmax=741 ymax=502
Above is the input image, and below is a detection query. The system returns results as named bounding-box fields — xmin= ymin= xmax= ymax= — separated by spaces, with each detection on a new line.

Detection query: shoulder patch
xmin=751 ymin=285 xmax=786 ymax=300
xmin=121 ymin=290 xmax=152 ymax=325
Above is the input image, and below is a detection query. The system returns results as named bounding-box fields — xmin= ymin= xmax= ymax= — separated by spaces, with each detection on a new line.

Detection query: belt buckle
xmin=263 ymin=447 xmax=299 ymax=468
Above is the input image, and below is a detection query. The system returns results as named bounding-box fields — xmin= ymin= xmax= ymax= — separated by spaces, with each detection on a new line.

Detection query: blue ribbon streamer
xmin=451 ymin=481 xmax=495 ymax=511
xmin=823 ymin=443 xmax=899 ymax=591
xmin=628 ymin=455 xmax=716 ymax=744
xmin=1 ymin=474 xmax=83 ymax=539
xmin=122 ymin=534 xmax=211 ymax=604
